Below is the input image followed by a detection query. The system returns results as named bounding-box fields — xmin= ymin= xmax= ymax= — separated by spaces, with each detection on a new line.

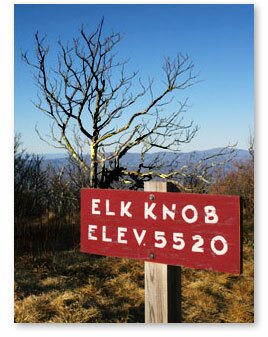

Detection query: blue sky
xmin=14 ymin=4 xmax=254 ymax=154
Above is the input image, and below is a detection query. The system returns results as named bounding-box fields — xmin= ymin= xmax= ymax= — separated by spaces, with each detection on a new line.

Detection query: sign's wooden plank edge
xmin=81 ymin=187 xmax=241 ymax=200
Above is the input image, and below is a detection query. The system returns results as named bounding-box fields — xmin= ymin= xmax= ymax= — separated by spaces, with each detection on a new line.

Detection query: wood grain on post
xmin=144 ymin=181 xmax=181 ymax=323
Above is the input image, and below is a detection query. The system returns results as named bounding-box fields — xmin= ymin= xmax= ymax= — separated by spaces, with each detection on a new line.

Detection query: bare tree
xmin=14 ymin=134 xmax=48 ymax=221
xmin=22 ymin=19 xmax=232 ymax=190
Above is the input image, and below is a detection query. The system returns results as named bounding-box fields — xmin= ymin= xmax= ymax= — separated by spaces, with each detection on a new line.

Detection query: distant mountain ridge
xmin=41 ymin=148 xmax=251 ymax=173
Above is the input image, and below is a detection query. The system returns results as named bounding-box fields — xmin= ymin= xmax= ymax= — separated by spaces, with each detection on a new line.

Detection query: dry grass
xmin=181 ymin=242 xmax=254 ymax=323
xmin=14 ymin=237 xmax=253 ymax=323
xmin=14 ymin=252 xmax=145 ymax=323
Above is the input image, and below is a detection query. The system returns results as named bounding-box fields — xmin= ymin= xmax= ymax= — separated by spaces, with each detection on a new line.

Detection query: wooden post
xmin=144 ymin=181 xmax=182 ymax=323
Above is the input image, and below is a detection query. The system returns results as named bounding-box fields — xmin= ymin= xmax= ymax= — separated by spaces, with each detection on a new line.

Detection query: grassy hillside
xmin=14 ymin=145 xmax=254 ymax=323
xmin=14 ymin=237 xmax=253 ymax=323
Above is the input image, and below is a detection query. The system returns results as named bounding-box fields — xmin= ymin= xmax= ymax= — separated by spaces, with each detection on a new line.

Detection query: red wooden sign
xmin=80 ymin=189 xmax=241 ymax=274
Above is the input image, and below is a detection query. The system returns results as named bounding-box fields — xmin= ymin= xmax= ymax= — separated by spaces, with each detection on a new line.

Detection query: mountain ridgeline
xmin=41 ymin=148 xmax=251 ymax=175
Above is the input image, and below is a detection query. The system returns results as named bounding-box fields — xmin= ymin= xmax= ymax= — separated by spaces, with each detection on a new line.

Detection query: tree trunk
xmin=89 ymin=142 xmax=99 ymax=188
